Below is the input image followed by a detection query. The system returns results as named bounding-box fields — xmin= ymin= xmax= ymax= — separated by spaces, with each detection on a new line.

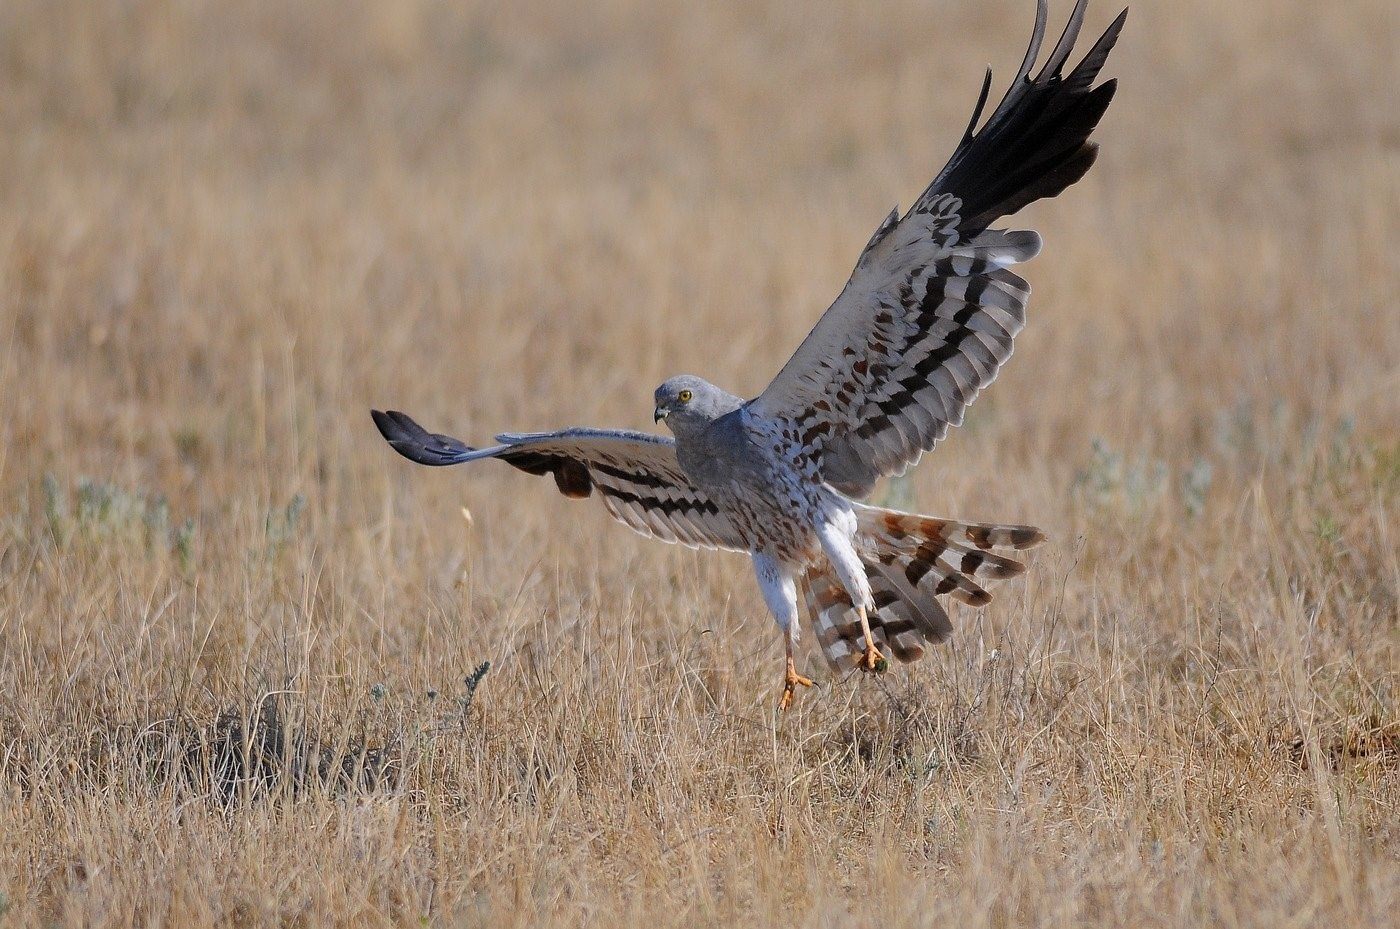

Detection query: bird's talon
xmin=779 ymin=660 xmax=814 ymax=710
xmin=860 ymin=644 xmax=888 ymax=674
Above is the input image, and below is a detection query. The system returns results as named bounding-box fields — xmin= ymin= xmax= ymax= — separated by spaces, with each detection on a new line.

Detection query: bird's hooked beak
xmin=653 ymin=404 xmax=668 ymax=423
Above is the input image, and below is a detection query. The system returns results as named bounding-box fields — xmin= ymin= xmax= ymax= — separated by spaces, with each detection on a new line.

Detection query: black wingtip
xmin=1015 ymin=0 xmax=1050 ymax=85
xmin=960 ymin=67 xmax=995 ymax=148
xmin=1037 ymin=0 xmax=1091 ymax=83
xmin=371 ymin=408 xmax=477 ymax=466
xmin=370 ymin=408 xmax=395 ymax=442
xmin=925 ymin=0 xmax=1126 ymax=236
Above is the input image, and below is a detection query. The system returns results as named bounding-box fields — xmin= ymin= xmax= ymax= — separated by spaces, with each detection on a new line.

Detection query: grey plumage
xmin=372 ymin=410 xmax=746 ymax=551
xmin=373 ymin=0 xmax=1124 ymax=704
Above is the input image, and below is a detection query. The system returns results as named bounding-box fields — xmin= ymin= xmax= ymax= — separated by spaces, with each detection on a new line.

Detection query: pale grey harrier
xmin=375 ymin=0 xmax=1125 ymax=708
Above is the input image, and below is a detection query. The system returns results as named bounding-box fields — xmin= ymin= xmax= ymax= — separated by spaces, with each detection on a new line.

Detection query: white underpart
xmin=751 ymin=552 xmax=800 ymax=642
xmin=815 ymin=506 xmax=873 ymax=611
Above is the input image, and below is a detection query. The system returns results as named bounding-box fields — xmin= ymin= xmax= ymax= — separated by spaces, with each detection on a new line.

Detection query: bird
xmin=374 ymin=0 xmax=1126 ymax=709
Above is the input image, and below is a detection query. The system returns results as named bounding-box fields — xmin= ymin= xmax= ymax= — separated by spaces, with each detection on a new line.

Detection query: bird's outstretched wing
xmin=749 ymin=0 xmax=1126 ymax=498
xmin=372 ymin=410 xmax=747 ymax=552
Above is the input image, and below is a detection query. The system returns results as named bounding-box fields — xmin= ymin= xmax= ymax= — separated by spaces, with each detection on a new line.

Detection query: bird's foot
xmin=853 ymin=606 xmax=889 ymax=673
xmin=859 ymin=641 xmax=889 ymax=674
xmin=779 ymin=659 xmax=814 ymax=710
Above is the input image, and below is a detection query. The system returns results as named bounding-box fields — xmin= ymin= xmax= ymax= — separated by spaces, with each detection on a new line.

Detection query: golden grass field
xmin=1 ymin=0 xmax=1397 ymax=925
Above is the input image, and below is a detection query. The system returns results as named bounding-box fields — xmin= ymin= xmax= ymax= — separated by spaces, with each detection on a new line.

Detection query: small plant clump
xmin=42 ymin=474 xmax=197 ymax=568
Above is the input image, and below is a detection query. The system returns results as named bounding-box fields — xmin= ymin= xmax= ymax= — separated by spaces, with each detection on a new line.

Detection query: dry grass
xmin=1 ymin=0 xmax=1397 ymax=925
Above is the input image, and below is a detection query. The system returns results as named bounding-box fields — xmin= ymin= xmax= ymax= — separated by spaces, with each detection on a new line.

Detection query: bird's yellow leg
xmin=779 ymin=637 xmax=813 ymax=710
xmin=855 ymin=606 xmax=888 ymax=673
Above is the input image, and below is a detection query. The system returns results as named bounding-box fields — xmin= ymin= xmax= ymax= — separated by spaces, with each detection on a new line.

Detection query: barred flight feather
xmin=752 ymin=0 xmax=1123 ymax=499
xmin=371 ymin=410 xmax=748 ymax=552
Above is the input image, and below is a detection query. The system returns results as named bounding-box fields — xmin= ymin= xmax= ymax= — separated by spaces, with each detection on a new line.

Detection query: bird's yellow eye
xmin=678 ymin=389 xmax=693 ymax=403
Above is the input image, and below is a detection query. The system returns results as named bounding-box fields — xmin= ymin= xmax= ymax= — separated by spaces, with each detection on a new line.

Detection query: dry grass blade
xmin=0 ymin=0 xmax=1396 ymax=926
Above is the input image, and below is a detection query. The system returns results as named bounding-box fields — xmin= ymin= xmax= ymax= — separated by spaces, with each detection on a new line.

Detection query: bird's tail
xmin=800 ymin=507 xmax=1044 ymax=673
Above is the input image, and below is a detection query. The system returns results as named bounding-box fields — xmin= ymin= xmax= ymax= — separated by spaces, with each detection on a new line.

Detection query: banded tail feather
xmin=802 ymin=507 xmax=1045 ymax=673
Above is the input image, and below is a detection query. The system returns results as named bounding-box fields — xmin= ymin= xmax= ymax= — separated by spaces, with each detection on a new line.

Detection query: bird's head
xmin=653 ymin=375 xmax=740 ymax=435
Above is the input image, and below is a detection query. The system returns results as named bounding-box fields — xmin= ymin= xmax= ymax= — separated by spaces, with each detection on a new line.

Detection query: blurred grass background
xmin=0 ymin=1 xmax=1396 ymax=926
